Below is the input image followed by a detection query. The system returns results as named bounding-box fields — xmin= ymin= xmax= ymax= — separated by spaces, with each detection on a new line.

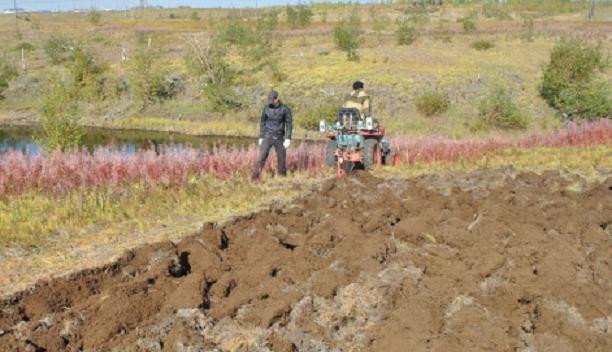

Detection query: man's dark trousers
xmin=252 ymin=138 xmax=286 ymax=180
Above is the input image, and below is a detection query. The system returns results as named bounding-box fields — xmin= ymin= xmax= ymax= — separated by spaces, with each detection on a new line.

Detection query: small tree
xmin=129 ymin=44 xmax=160 ymax=109
xmin=287 ymin=5 xmax=313 ymax=28
xmin=184 ymin=34 xmax=240 ymax=112
xmin=69 ymin=46 xmax=105 ymax=101
xmin=39 ymin=80 xmax=83 ymax=151
xmin=396 ymin=19 xmax=418 ymax=45
xmin=334 ymin=13 xmax=361 ymax=62
xmin=44 ymin=36 xmax=73 ymax=65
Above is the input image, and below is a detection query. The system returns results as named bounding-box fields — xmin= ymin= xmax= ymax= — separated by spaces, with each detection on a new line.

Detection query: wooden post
xmin=21 ymin=47 xmax=26 ymax=71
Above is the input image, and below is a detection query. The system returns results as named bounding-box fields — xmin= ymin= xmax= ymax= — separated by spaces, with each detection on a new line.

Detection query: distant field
xmin=0 ymin=1 xmax=609 ymax=137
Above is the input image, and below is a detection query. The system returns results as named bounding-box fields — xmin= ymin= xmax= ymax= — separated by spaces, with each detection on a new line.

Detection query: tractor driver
xmin=343 ymin=80 xmax=371 ymax=120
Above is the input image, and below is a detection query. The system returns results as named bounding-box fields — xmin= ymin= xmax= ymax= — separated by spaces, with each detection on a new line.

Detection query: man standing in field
xmin=343 ymin=80 xmax=371 ymax=119
xmin=251 ymin=90 xmax=293 ymax=181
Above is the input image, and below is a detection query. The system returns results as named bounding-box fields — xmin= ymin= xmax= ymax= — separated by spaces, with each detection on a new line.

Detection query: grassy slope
xmin=0 ymin=2 xmax=609 ymax=137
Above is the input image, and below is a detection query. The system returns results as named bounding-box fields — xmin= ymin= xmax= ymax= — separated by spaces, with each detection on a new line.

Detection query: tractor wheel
xmin=362 ymin=139 xmax=382 ymax=170
xmin=325 ymin=140 xmax=337 ymax=167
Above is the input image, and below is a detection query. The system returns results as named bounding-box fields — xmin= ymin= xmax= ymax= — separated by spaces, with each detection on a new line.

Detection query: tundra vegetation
xmin=0 ymin=0 xmax=608 ymax=138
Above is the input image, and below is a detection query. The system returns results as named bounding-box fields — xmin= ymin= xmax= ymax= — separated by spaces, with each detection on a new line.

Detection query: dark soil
xmin=1 ymin=169 xmax=611 ymax=352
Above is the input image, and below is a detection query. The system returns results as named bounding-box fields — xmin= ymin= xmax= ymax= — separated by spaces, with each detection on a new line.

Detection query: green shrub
xmin=259 ymin=10 xmax=279 ymax=32
xmin=191 ymin=11 xmax=200 ymax=21
xmin=299 ymin=98 xmax=341 ymax=131
xmin=220 ymin=13 xmax=278 ymax=69
xmin=333 ymin=12 xmax=361 ymax=62
xmin=69 ymin=47 xmax=105 ymax=101
xmin=286 ymin=5 xmax=313 ymax=28
xmin=416 ymin=91 xmax=450 ymax=116
xmin=150 ymin=74 xmax=184 ymax=101
xmin=44 ymin=36 xmax=73 ymax=65
xmin=396 ymin=20 xmax=418 ymax=46
xmin=555 ymin=82 xmax=611 ymax=121
xmin=457 ymin=15 xmax=477 ymax=33
xmin=0 ymin=57 xmax=18 ymax=99
xmin=477 ymin=87 xmax=527 ymax=130
xmin=470 ymin=40 xmax=494 ymax=50
xmin=168 ymin=13 xmax=177 ymax=19
xmin=220 ymin=16 xmax=251 ymax=47
xmin=128 ymin=45 xmax=167 ymax=109
xmin=541 ymin=39 xmax=610 ymax=120
xmin=39 ymin=80 xmax=83 ymax=151
xmin=202 ymin=85 xmax=242 ymax=112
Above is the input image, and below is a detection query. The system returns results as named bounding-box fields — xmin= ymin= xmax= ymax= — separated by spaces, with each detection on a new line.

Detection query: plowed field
xmin=1 ymin=169 xmax=611 ymax=351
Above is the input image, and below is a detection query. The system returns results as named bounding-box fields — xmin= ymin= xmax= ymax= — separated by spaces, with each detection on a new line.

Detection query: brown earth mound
xmin=1 ymin=169 xmax=611 ymax=352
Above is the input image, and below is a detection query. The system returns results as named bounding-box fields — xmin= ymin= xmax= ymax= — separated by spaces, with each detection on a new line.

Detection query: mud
xmin=1 ymin=168 xmax=611 ymax=352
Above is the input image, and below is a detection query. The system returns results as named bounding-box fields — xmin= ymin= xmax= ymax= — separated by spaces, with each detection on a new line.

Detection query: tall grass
xmin=392 ymin=119 xmax=611 ymax=164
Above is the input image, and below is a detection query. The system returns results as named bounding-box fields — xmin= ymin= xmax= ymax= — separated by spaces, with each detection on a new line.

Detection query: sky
xmin=1 ymin=0 xmax=380 ymax=12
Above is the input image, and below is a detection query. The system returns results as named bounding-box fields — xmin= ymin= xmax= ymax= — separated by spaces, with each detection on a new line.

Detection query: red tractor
xmin=320 ymin=108 xmax=399 ymax=176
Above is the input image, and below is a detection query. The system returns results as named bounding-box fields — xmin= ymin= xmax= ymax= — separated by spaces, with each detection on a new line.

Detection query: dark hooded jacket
xmin=259 ymin=102 xmax=293 ymax=140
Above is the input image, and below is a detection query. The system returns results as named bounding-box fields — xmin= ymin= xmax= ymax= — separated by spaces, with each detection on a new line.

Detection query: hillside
xmin=0 ymin=1 xmax=610 ymax=138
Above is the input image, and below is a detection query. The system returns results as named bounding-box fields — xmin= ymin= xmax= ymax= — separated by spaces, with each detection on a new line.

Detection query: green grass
xmin=0 ymin=173 xmax=324 ymax=248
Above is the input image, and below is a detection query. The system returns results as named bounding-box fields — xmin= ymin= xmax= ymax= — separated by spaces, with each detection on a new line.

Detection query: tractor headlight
xmin=319 ymin=120 xmax=327 ymax=132
xmin=365 ymin=117 xmax=373 ymax=130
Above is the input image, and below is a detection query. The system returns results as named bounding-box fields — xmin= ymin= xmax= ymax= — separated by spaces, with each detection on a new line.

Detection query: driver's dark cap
xmin=268 ymin=90 xmax=279 ymax=104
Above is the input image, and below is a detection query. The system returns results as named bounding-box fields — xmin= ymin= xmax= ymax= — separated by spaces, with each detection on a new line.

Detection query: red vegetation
xmin=393 ymin=119 xmax=612 ymax=164
xmin=0 ymin=120 xmax=610 ymax=197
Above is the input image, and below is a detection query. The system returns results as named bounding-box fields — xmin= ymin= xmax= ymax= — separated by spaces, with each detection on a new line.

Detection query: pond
xmin=0 ymin=126 xmax=256 ymax=154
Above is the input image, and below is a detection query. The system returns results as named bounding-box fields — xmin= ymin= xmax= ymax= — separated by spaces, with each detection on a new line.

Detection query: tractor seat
xmin=337 ymin=108 xmax=362 ymax=128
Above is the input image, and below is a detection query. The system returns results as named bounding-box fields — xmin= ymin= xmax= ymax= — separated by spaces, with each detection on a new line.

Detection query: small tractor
xmin=320 ymin=108 xmax=399 ymax=176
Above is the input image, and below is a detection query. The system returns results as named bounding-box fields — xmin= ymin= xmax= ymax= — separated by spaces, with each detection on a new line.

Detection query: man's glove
xmin=258 ymin=138 xmax=263 ymax=146
xmin=283 ymin=139 xmax=291 ymax=148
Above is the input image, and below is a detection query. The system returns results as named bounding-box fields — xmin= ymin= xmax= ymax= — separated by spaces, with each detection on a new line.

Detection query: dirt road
xmin=1 ymin=169 xmax=611 ymax=351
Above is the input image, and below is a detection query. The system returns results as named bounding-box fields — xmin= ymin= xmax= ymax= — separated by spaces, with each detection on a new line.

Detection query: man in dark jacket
xmin=251 ymin=90 xmax=293 ymax=181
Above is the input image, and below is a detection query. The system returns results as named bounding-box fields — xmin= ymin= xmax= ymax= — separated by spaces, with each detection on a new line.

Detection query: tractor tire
xmin=362 ymin=139 xmax=381 ymax=170
xmin=325 ymin=140 xmax=337 ymax=167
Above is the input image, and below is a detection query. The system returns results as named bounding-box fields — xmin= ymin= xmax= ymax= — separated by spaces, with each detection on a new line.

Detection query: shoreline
xmin=0 ymin=118 xmax=325 ymax=143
